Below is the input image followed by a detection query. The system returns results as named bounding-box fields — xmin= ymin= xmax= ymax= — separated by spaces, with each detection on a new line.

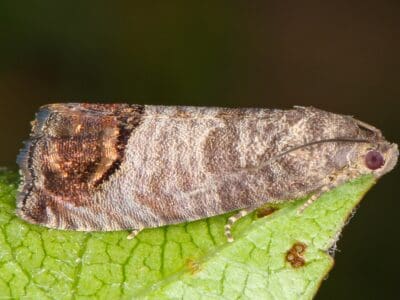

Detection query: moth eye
xmin=365 ymin=150 xmax=385 ymax=170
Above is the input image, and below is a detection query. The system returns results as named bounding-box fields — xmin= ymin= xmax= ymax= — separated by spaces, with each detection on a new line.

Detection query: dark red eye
xmin=365 ymin=150 xmax=385 ymax=170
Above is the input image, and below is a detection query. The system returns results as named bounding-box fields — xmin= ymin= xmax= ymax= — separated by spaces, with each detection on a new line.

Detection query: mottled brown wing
xmin=17 ymin=104 xmax=381 ymax=232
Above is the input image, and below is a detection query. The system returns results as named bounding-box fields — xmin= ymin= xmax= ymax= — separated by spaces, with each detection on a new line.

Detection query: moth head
xmin=336 ymin=140 xmax=398 ymax=179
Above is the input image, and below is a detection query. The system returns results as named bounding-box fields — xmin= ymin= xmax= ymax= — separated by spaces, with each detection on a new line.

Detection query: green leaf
xmin=0 ymin=169 xmax=375 ymax=299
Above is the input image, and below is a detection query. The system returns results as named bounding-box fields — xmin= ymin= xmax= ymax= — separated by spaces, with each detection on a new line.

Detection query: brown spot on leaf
xmin=286 ymin=242 xmax=307 ymax=268
xmin=256 ymin=206 xmax=278 ymax=218
xmin=293 ymin=242 xmax=307 ymax=255
xmin=186 ymin=258 xmax=201 ymax=275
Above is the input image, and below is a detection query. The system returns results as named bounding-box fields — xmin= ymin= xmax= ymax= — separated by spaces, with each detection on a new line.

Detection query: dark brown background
xmin=0 ymin=1 xmax=399 ymax=298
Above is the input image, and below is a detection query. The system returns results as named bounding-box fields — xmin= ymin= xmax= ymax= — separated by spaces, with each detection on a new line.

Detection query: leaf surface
xmin=0 ymin=170 xmax=375 ymax=299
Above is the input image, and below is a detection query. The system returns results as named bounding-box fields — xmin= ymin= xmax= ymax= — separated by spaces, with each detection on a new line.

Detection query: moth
xmin=17 ymin=104 xmax=398 ymax=242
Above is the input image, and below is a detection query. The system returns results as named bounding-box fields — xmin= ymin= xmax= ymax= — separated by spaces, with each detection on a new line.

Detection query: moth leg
xmin=297 ymin=185 xmax=330 ymax=214
xmin=127 ymin=227 xmax=143 ymax=240
xmin=224 ymin=209 xmax=252 ymax=243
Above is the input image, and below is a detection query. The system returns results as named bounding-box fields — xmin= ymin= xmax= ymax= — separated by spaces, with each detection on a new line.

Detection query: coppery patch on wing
xmin=93 ymin=105 xmax=145 ymax=186
xmin=40 ymin=136 xmax=101 ymax=200
xmin=17 ymin=103 xmax=145 ymax=208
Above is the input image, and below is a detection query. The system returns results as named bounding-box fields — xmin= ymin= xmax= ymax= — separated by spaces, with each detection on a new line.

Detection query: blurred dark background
xmin=0 ymin=1 xmax=399 ymax=298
